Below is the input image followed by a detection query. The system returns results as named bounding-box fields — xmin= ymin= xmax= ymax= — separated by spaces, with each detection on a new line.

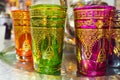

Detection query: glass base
xmin=16 ymin=55 xmax=33 ymax=62
xmin=77 ymin=71 xmax=106 ymax=77
xmin=35 ymin=66 xmax=61 ymax=75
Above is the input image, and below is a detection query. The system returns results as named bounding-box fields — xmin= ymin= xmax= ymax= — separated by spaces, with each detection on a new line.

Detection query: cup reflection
xmin=14 ymin=60 xmax=34 ymax=72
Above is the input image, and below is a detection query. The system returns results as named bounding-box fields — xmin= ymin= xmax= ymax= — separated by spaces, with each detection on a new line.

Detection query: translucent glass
xmin=30 ymin=0 xmax=67 ymax=75
xmin=74 ymin=5 xmax=115 ymax=76
xmin=32 ymin=0 xmax=66 ymax=6
xmin=11 ymin=0 xmax=33 ymax=62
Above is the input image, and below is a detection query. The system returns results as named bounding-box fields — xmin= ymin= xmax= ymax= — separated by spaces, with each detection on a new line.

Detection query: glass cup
xmin=108 ymin=10 xmax=120 ymax=74
xmin=74 ymin=5 xmax=115 ymax=76
xmin=30 ymin=4 xmax=66 ymax=75
xmin=109 ymin=29 xmax=120 ymax=67
xmin=11 ymin=10 xmax=32 ymax=62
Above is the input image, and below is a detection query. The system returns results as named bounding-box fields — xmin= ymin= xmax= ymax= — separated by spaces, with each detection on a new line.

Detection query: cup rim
xmin=74 ymin=5 xmax=116 ymax=11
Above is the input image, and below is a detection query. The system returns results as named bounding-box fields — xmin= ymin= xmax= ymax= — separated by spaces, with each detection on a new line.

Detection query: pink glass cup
xmin=74 ymin=5 xmax=115 ymax=76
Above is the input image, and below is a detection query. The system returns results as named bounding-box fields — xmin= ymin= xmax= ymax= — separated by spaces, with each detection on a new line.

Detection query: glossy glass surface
xmin=30 ymin=4 xmax=66 ymax=75
xmin=11 ymin=10 xmax=32 ymax=62
xmin=74 ymin=5 xmax=115 ymax=76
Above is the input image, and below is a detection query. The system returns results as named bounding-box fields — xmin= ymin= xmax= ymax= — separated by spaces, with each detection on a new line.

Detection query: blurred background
xmin=0 ymin=0 xmax=119 ymax=42
xmin=0 ymin=0 xmax=32 ymax=41
xmin=0 ymin=0 xmax=31 ymax=26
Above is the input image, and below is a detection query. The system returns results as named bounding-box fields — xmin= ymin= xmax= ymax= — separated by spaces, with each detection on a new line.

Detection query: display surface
xmin=0 ymin=40 xmax=120 ymax=80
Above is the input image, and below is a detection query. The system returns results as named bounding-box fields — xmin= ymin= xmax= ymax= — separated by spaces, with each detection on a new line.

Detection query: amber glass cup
xmin=12 ymin=10 xmax=32 ymax=62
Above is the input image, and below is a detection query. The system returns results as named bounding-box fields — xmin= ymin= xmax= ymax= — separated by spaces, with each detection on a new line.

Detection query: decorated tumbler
xmin=30 ymin=0 xmax=67 ymax=75
xmin=12 ymin=10 xmax=33 ymax=62
xmin=74 ymin=5 xmax=115 ymax=76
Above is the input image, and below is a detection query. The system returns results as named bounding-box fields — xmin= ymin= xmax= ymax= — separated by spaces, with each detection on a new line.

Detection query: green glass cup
xmin=30 ymin=4 xmax=66 ymax=75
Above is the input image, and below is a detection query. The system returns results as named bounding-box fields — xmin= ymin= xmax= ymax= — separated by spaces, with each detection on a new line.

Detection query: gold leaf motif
xmin=76 ymin=29 xmax=103 ymax=59
xmin=97 ymin=49 xmax=106 ymax=63
xmin=22 ymin=33 xmax=31 ymax=52
xmin=32 ymin=27 xmax=64 ymax=60
xmin=14 ymin=26 xmax=31 ymax=49
xmin=95 ymin=20 xmax=103 ymax=28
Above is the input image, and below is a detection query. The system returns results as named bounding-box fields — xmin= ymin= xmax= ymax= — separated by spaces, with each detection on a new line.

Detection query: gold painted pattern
xmin=76 ymin=19 xmax=104 ymax=28
xmin=112 ymin=29 xmax=120 ymax=57
xmin=31 ymin=27 xmax=64 ymax=60
xmin=12 ymin=10 xmax=30 ymax=26
xmin=14 ymin=26 xmax=31 ymax=49
xmin=97 ymin=49 xmax=106 ymax=63
xmin=74 ymin=9 xmax=105 ymax=19
xmin=74 ymin=9 xmax=114 ymax=20
xmin=96 ymin=36 xmax=106 ymax=63
xmin=13 ymin=19 xmax=30 ymax=26
xmin=76 ymin=29 xmax=104 ymax=59
xmin=30 ymin=8 xmax=66 ymax=19
xmin=12 ymin=10 xmax=30 ymax=19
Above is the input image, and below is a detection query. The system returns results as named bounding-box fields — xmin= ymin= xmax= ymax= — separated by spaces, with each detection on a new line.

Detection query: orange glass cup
xmin=12 ymin=10 xmax=32 ymax=62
